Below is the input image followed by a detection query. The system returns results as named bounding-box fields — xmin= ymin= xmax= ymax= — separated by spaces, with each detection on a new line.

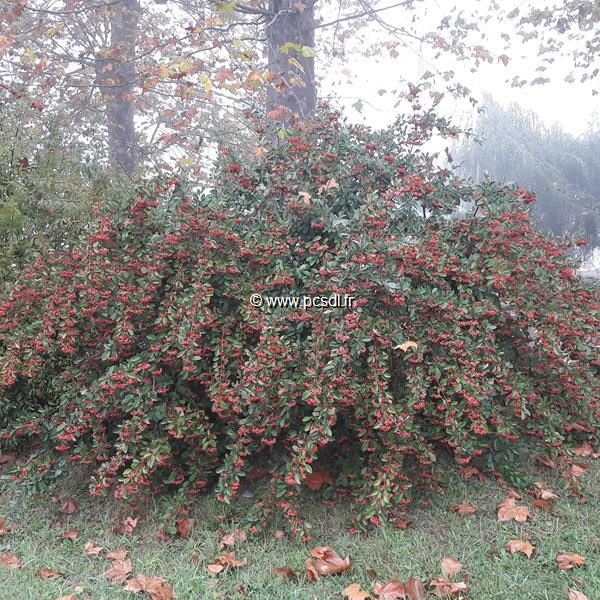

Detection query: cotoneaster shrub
xmin=0 ymin=104 xmax=598 ymax=540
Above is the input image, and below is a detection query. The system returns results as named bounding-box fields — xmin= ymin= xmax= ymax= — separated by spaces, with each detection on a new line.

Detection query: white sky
xmin=318 ymin=0 xmax=600 ymax=137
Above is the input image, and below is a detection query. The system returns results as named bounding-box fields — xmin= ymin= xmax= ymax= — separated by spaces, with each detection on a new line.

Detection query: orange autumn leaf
xmin=124 ymin=573 xmax=175 ymax=600
xmin=429 ymin=576 xmax=468 ymax=597
xmin=84 ymin=540 xmax=103 ymax=556
xmin=106 ymin=548 xmax=128 ymax=560
xmin=207 ymin=551 xmax=247 ymax=575
xmin=0 ymin=552 xmax=22 ymax=568
xmin=556 ymin=552 xmax=586 ymax=570
xmin=176 ymin=517 xmax=195 ymax=538
xmin=0 ymin=517 xmax=11 ymax=536
xmin=305 ymin=557 xmax=320 ymax=581
xmin=219 ymin=528 xmax=247 ymax=548
xmin=37 ymin=567 xmax=60 ymax=578
xmin=497 ymin=497 xmax=532 ymax=522
xmin=441 ymin=557 xmax=463 ymax=578
xmin=273 ymin=566 xmax=295 ymax=580
xmin=459 ymin=466 xmax=485 ymax=481
xmin=305 ymin=468 xmax=332 ymax=490
xmin=343 ymin=582 xmax=371 ymax=599
xmin=451 ymin=501 xmax=476 ymax=516
xmin=309 ymin=545 xmax=351 ymax=575
xmin=504 ymin=539 xmax=535 ymax=558
xmin=373 ymin=577 xmax=426 ymax=600
xmin=572 ymin=441 xmax=595 ymax=457
xmin=104 ymin=558 xmax=133 ymax=583
xmin=567 ymin=589 xmax=590 ymax=600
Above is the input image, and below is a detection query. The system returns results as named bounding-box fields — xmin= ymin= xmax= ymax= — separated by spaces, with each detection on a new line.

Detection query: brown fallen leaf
xmin=556 ymin=553 xmax=586 ymax=571
xmin=61 ymin=528 xmax=80 ymax=541
xmin=305 ymin=468 xmax=332 ymax=490
xmin=60 ymin=499 xmax=79 ymax=514
xmin=104 ymin=558 xmax=133 ymax=583
xmin=532 ymin=481 xmax=559 ymax=500
xmin=37 ymin=567 xmax=60 ymax=578
xmin=0 ymin=552 xmax=22 ymax=568
xmin=56 ymin=595 xmax=77 ymax=600
xmin=309 ymin=545 xmax=351 ymax=575
xmin=106 ymin=548 xmax=128 ymax=560
xmin=84 ymin=540 xmax=103 ymax=556
xmin=373 ymin=577 xmax=426 ymax=600
xmin=119 ymin=516 xmax=139 ymax=534
xmin=572 ymin=441 xmax=595 ymax=457
xmin=273 ymin=566 xmax=295 ymax=580
xmin=441 ymin=557 xmax=463 ymax=578
xmin=451 ymin=501 xmax=476 ymax=516
xmin=176 ymin=517 xmax=195 ymax=538
xmin=395 ymin=340 xmax=418 ymax=353
xmin=429 ymin=576 xmax=468 ymax=597
xmin=207 ymin=551 xmax=247 ymax=575
xmin=305 ymin=557 xmax=320 ymax=581
xmin=219 ymin=528 xmax=247 ymax=548
xmin=504 ymin=539 xmax=535 ymax=558
xmin=124 ymin=573 xmax=175 ymax=600
xmin=459 ymin=466 xmax=485 ymax=481
xmin=343 ymin=582 xmax=371 ymax=600
xmin=0 ymin=517 xmax=10 ymax=534
xmin=532 ymin=498 xmax=556 ymax=513
xmin=273 ymin=529 xmax=286 ymax=540
xmin=497 ymin=497 xmax=532 ymax=522
xmin=190 ymin=553 xmax=200 ymax=565
xmin=567 ymin=588 xmax=590 ymax=600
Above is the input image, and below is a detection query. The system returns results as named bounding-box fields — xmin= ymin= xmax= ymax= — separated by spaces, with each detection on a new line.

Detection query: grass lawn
xmin=0 ymin=456 xmax=598 ymax=599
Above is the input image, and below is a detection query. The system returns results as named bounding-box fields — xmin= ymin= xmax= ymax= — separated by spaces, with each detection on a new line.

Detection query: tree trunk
xmin=266 ymin=0 xmax=316 ymax=120
xmin=95 ymin=0 xmax=140 ymax=176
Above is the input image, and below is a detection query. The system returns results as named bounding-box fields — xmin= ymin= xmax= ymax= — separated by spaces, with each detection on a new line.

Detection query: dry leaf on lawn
xmin=61 ymin=528 xmax=80 ymax=541
xmin=567 ymin=588 xmax=590 ymax=600
xmin=451 ymin=501 xmax=476 ymax=516
xmin=60 ymin=499 xmax=79 ymax=514
xmin=305 ymin=558 xmax=320 ymax=581
xmin=343 ymin=582 xmax=371 ymax=599
xmin=207 ymin=551 xmax=247 ymax=574
xmin=37 ymin=567 xmax=60 ymax=578
xmin=305 ymin=469 xmax=332 ymax=490
xmin=176 ymin=518 xmax=195 ymax=538
xmin=497 ymin=497 xmax=532 ymax=522
xmin=273 ymin=566 xmax=295 ymax=580
xmin=84 ymin=540 xmax=103 ymax=555
xmin=0 ymin=517 xmax=11 ymax=536
xmin=429 ymin=576 xmax=468 ymax=597
xmin=504 ymin=539 xmax=535 ymax=558
xmin=441 ymin=557 xmax=463 ymax=578
xmin=309 ymin=546 xmax=351 ymax=575
xmin=556 ymin=553 xmax=586 ymax=570
xmin=106 ymin=548 xmax=128 ymax=560
xmin=220 ymin=528 xmax=247 ymax=548
xmin=0 ymin=552 xmax=22 ymax=568
xmin=104 ymin=558 xmax=133 ymax=583
xmin=124 ymin=573 xmax=175 ymax=600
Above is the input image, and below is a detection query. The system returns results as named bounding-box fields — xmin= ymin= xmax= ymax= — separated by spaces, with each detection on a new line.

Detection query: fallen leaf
xmin=60 ymin=499 xmax=79 ymax=514
xmin=372 ymin=579 xmax=406 ymax=599
xmin=441 ymin=557 xmax=463 ymax=578
xmin=0 ymin=517 xmax=11 ymax=536
xmin=504 ymin=539 xmax=535 ymax=558
xmin=404 ymin=577 xmax=427 ymax=600
xmin=121 ymin=517 xmax=139 ymax=533
xmin=176 ymin=517 xmax=195 ymax=538
xmin=0 ymin=552 xmax=22 ymax=568
xmin=106 ymin=548 xmax=128 ymax=560
xmin=538 ymin=456 xmax=558 ymax=468
xmin=0 ymin=452 xmax=17 ymax=465
xmin=309 ymin=546 xmax=351 ymax=575
xmin=497 ymin=497 xmax=532 ymax=522
xmin=37 ymin=567 xmax=60 ymax=578
xmin=567 ymin=588 xmax=590 ymax=600
xmin=124 ymin=573 xmax=175 ymax=600
xmin=429 ymin=576 xmax=468 ymax=597
xmin=56 ymin=595 xmax=77 ymax=600
xmin=305 ymin=469 xmax=332 ymax=490
xmin=273 ymin=529 xmax=286 ymax=540
xmin=556 ymin=553 xmax=586 ymax=570
xmin=459 ymin=466 xmax=485 ymax=481
xmin=393 ymin=517 xmax=413 ymax=530
xmin=61 ymin=528 xmax=80 ymax=541
xmin=343 ymin=582 xmax=371 ymax=599
xmin=532 ymin=481 xmax=559 ymax=500
xmin=207 ymin=551 xmax=247 ymax=574
xmin=190 ymin=553 xmax=200 ymax=565
xmin=104 ymin=558 xmax=133 ymax=583
xmin=273 ymin=566 xmax=295 ymax=580
xmin=572 ymin=441 xmax=595 ymax=457
xmin=532 ymin=497 xmax=556 ymax=512
xmin=451 ymin=501 xmax=476 ymax=516
xmin=84 ymin=540 xmax=103 ymax=555
xmin=305 ymin=557 xmax=320 ymax=581
xmin=220 ymin=528 xmax=247 ymax=548
xmin=317 ymin=178 xmax=340 ymax=195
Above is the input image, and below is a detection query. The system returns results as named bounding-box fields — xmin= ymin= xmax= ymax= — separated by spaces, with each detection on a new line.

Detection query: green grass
xmin=1 ymin=459 xmax=599 ymax=599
